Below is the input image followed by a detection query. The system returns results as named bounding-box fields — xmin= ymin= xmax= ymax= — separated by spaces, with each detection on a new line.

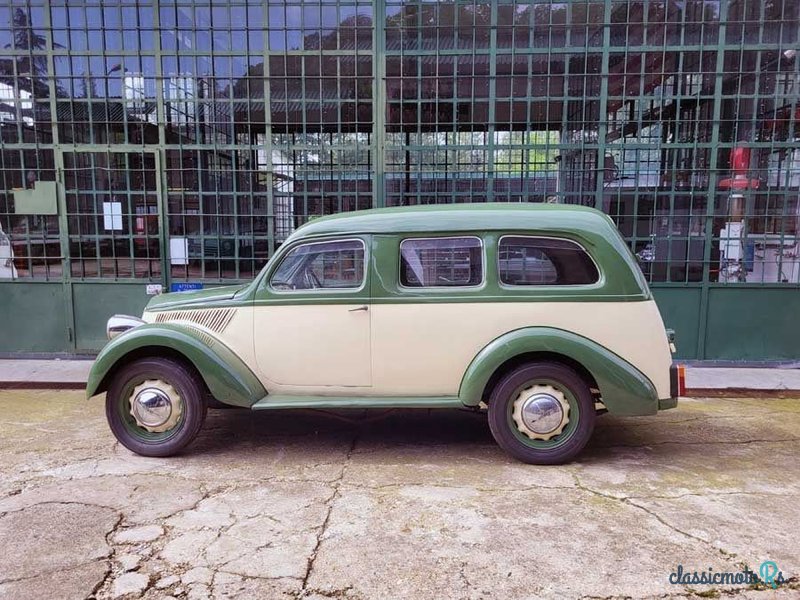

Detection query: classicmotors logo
xmin=669 ymin=561 xmax=786 ymax=589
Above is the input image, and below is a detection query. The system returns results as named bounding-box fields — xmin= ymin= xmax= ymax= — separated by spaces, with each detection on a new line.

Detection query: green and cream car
xmin=87 ymin=204 xmax=682 ymax=464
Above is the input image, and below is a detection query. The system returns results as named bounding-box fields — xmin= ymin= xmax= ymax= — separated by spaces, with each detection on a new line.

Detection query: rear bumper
xmin=660 ymin=363 xmax=685 ymax=410
xmin=658 ymin=397 xmax=678 ymax=410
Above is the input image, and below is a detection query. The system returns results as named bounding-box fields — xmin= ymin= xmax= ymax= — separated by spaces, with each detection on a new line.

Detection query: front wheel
xmin=105 ymin=357 xmax=207 ymax=457
xmin=487 ymin=362 xmax=596 ymax=465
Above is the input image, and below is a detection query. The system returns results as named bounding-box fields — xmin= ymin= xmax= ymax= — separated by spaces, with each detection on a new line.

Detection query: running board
xmin=251 ymin=395 xmax=464 ymax=410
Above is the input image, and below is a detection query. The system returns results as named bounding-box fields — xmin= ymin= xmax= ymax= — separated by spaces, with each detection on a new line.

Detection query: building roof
xmin=292 ymin=202 xmax=614 ymax=239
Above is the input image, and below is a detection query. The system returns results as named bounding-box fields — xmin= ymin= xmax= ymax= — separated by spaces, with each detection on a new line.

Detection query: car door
xmin=370 ymin=234 xmax=487 ymax=396
xmin=253 ymin=237 xmax=371 ymax=389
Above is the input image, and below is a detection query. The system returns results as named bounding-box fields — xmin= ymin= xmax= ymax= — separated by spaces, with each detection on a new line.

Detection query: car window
xmin=270 ymin=239 xmax=365 ymax=291
xmin=400 ymin=237 xmax=483 ymax=287
xmin=498 ymin=236 xmax=599 ymax=286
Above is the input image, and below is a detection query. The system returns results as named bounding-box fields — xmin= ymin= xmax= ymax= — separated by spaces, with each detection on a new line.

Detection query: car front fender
xmin=458 ymin=327 xmax=658 ymax=416
xmin=86 ymin=323 xmax=266 ymax=408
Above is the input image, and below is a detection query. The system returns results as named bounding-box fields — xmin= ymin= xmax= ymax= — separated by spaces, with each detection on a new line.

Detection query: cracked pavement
xmin=0 ymin=391 xmax=798 ymax=599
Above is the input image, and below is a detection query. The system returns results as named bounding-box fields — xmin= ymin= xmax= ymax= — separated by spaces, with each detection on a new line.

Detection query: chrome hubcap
xmin=512 ymin=384 xmax=570 ymax=441
xmin=129 ymin=380 xmax=182 ymax=433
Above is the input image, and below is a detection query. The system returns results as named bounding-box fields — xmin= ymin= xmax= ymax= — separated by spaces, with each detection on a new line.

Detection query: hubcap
xmin=512 ymin=384 xmax=570 ymax=441
xmin=129 ymin=380 xmax=182 ymax=433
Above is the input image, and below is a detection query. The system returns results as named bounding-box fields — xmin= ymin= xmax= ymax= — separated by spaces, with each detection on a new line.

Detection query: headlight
xmin=107 ymin=315 xmax=145 ymax=340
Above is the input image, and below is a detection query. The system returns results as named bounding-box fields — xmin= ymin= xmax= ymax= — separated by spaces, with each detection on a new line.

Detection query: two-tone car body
xmin=87 ymin=203 xmax=681 ymax=464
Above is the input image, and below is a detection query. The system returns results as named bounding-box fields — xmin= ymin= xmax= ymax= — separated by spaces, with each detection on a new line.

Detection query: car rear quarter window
xmin=498 ymin=236 xmax=599 ymax=286
xmin=400 ymin=236 xmax=483 ymax=287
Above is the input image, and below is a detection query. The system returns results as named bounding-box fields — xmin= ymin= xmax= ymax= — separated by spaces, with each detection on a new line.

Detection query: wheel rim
xmin=118 ymin=378 xmax=185 ymax=443
xmin=507 ymin=379 xmax=580 ymax=449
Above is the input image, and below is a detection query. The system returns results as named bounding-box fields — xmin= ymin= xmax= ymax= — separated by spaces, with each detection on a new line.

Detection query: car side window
xmin=498 ymin=236 xmax=599 ymax=286
xmin=400 ymin=236 xmax=483 ymax=287
xmin=270 ymin=239 xmax=365 ymax=291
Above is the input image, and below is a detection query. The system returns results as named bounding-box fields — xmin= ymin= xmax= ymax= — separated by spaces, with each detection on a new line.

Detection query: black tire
xmin=105 ymin=357 xmax=208 ymax=457
xmin=487 ymin=361 xmax=596 ymax=465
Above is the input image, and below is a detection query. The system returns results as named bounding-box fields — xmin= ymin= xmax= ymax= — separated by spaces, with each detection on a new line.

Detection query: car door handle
xmin=348 ymin=305 xmax=368 ymax=312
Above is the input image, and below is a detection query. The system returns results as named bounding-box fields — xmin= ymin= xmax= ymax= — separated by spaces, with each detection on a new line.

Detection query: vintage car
xmin=86 ymin=204 xmax=683 ymax=464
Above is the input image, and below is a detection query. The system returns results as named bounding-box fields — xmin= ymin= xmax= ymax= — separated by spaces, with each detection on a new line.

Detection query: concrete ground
xmin=0 ymin=391 xmax=798 ymax=600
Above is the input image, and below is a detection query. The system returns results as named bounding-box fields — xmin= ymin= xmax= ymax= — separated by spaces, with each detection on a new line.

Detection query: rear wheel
xmin=487 ymin=362 xmax=596 ymax=465
xmin=105 ymin=357 xmax=207 ymax=457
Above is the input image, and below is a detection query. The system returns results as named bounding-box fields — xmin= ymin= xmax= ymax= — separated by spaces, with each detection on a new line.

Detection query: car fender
xmin=86 ymin=323 xmax=266 ymax=408
xmin=458 ymin=327 xmax=658 ymax=415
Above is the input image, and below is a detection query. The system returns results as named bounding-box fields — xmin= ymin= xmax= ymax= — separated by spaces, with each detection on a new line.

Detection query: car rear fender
xmin=458 ymin=327 xmax=659 ymax=416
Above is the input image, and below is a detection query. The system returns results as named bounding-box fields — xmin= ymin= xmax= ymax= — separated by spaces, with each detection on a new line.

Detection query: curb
xmin=0 ymin=382 xmax=87 ymax=390
xmin=684 ymin=388 xmax=800 ymax=398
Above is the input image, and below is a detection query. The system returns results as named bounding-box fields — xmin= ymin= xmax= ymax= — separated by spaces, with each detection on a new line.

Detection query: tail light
xmin=670 ymin=363 xmax=687 ymax=397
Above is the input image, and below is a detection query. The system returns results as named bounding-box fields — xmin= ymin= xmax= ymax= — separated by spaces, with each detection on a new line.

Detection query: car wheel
xmin=105 ymin=357 xmax=208 ymax=457
xmin=487 ymin=361 xmax=596 ymax=465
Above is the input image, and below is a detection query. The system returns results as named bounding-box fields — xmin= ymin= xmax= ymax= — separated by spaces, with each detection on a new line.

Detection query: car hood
xmin=145 ymin=284 xmax=247 ymax=311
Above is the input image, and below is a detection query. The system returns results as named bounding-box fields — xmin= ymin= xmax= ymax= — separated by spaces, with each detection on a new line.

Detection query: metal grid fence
xmin=0 ymin=0 xmax=798 ymax=288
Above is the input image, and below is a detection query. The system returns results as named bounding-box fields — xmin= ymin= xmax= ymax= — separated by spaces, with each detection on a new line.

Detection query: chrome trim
xmin=153 ymin=307 xmax=236 ymax=333
xmin=512 ymin=384 xmax=571 ymax=441
xmin=107 ymin=314 xmax=145 ymax=340
xmin=519 ymin=393 xmax=564 ymax=435
xmin=130 ymin=380 xmax=183 ymax=433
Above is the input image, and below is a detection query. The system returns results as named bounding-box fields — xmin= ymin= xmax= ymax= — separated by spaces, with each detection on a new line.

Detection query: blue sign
xmin=170 ymin=282 xmax=204 ymax=293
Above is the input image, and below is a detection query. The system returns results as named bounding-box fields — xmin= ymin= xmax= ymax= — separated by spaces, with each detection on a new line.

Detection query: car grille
xmin=154 ymin=307 xmax=236 ymax=334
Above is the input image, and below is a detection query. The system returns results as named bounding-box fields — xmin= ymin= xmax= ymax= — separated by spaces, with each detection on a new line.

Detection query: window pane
xmin=499 ymin=237 xmax=599 ymax=286
xmin=400 ymin=237 xmax=482 ymax=287
xmin=271 ymin=239 xmax=364 ymax=290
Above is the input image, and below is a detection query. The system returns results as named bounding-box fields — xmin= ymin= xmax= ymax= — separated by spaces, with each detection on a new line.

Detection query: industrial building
xmin=0 ymin=0 xmax=798 ymax=359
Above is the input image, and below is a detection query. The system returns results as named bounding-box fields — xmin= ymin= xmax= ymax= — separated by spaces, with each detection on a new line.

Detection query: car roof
xmin=291 ymin=203 xmax=614 ymax=239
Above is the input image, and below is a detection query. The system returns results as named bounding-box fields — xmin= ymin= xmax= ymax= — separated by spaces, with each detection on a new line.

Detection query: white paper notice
xmin=103 ymin=202 xmax=123 ymax=230
xmin=170 ymin=237 xmax=189 ymax=265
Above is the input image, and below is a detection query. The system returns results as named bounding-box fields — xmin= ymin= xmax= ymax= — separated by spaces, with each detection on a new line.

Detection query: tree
xmin=3 ymin=7 xmax=65 ymax=98
xmin=8 ymin=8 xmax=48 ymax=80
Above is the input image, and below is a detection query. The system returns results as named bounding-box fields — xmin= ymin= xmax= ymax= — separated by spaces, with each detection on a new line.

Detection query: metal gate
xmin=0 ymin=149 xmax=165 ymax=353
xmin=1 ymin=0 xmax=799 ymax=359
xmin=62 ymin=150 xmax=164 ymax=351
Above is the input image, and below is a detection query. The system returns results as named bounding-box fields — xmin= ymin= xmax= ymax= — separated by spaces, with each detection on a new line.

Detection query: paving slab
xmin=685 ymin=367 xmax=800 ymax=391
xmin=0 ymin=359 xmax=92 ymax=388
xmin=0 ymin=390 xmax=798 ymax=599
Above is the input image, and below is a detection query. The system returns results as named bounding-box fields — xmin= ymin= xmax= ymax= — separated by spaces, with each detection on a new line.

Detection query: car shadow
xmin=186 ymin=407 xmax=740 ymax=465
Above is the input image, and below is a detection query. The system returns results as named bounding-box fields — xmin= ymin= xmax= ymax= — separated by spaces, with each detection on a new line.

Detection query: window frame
xmin=496 ymin=234 xmax=602 ymax=288
xmin=267 ymin=237 xmax=368 ymax=295
xmin=398 ymin=235 xmax=485 ymax=290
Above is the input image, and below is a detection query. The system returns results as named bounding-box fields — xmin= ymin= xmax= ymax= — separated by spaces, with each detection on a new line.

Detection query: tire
xmin=105 ymin=357 xmax=208 ymax=457
xmin=487 ymin=361 xmax=596 ymax=465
